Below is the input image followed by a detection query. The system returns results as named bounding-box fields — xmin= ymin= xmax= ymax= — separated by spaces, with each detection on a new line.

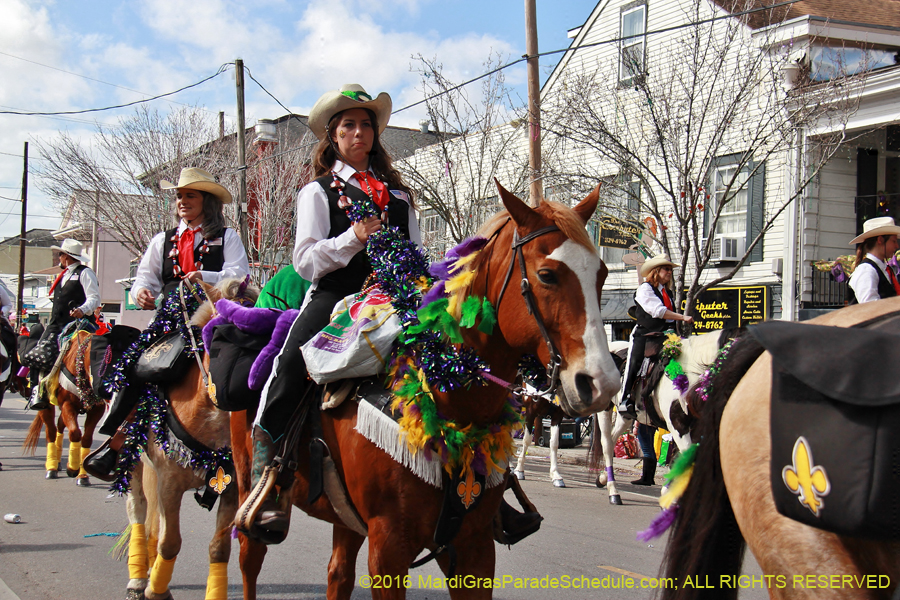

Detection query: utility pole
xmin=235 ymin=59 xmax=249 ymax=246
xmin=525 ymin=0 xmax=543 ymax=207
xmin=91 ymin=190 xmax=100 ymax=272
xmin=17 ymin=142 xmax=27 ymax=325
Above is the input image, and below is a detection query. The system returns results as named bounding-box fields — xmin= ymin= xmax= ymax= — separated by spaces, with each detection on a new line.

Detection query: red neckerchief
xmin=177 ymin=226 xmax=202 ymax=273
xmin=661 ymin=287 xmax=674 ymax=311
xmin=48 ymin=268 xmax=67 ymax=297
xmin=353 ymin=171 xmax=389 ymax=210
xmin=887 ymin=266 xmax=900 ymax=296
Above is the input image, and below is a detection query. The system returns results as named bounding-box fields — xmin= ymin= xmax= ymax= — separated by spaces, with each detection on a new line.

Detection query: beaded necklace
xmin=167 ymin=225 xmax=210 ymax=279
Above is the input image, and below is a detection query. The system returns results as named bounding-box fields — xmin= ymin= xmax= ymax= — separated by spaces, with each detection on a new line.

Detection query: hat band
xmin=341 ymin=90 xmax=372 ymax=102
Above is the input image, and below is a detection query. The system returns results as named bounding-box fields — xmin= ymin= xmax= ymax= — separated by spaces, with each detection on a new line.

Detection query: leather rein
xmin=490 ymin=224 xmax=563 ymax=399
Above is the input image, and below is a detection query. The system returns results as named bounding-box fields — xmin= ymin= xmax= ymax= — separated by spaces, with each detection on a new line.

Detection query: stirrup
xmin=235 ymin=465 xmax=279 ymax=537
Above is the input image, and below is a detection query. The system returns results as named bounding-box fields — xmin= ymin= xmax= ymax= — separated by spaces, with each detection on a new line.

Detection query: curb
xmin=0 ymin=578 xmax=21 ymax=600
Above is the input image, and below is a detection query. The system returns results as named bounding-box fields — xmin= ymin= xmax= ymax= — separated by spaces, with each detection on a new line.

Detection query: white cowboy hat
xmin=51 ymin=238 xmax=90 ymax=264
xmin=307 ymin=84 xmax=392 ymax=141
xmin=160 ymin=167 xmax=232 ymax=204
xmin=640 ymin=253 xmax=680 ymax=278
xmin=849 ymin=216 xmax=900 ymax=245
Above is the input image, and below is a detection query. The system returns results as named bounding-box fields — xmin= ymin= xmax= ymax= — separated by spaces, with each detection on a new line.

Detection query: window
xmin=419 ymin=208 xmax=448 ymax=260
xmin=619 ymin=2 xmax=647 ymax=84
xmin=705 ymin=155 xmax=766 ymax=263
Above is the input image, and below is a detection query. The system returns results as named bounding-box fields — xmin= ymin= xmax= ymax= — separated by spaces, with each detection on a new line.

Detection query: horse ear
xmin=572 ymin=184 xmax=600 ymax=224
xmin=495 ymin=178 xmax=540 ymax=229
xmin=200 ymin=280 xmax=220 ymax=304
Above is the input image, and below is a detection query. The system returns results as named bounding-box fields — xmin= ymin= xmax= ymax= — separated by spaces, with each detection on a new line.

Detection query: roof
xmin=0 ymin=228 xmax=57 ymax=247
xmin=711 ymin=0 xmax=900 ymax=29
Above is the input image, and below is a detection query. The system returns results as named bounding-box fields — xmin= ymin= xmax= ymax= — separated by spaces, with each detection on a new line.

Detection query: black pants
xmin=258 ymin=287 xmax=345 ymax=442
xmin=621 ymin=329 xmax=648 ymax=405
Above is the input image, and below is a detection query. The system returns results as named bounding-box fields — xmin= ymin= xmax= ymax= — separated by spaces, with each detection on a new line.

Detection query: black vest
xmin=633 ymin=283 xmax=675 ymax=333
xmin=161 ymin=227 xmax=227 ymax=297
xmin=849 ymin=258 xmax=897 ymax=304
xmin=49 ymin=265 xmax=88 ymax=329
xmin=313 ymin=175 xmax=412 ymax=297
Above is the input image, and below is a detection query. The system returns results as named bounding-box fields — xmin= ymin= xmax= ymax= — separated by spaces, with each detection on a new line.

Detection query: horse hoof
xmin=45 ymin=470 xmax=58 ymax=479
xmin=596 ymin=473 xmax=608 ymax=488
xmin=514 ymin=469 xmax=525 ymax=480
xmin=552 ymin=479 xmax=566 ymax=488
xmin=76 ymin=476 xmax=91 ymax=487
xmin=66 ymin=468 xmax=79 ymax=478
xmin=609 ymin=494 xmax=623 ymax=505
xmin=124 ymin=589 xmax=144 ymax=600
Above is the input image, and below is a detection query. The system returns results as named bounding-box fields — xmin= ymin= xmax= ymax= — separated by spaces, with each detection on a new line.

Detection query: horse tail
xmin=23 ymin=414 xmax=44 ymax=455
xmin=659 ymin=336 xmax=764 ymax=600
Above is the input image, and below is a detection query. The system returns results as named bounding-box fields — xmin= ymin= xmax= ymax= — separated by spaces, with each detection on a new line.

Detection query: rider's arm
xmin=131 ymin=231 xmax=167 ymax=305
xmin=197 ymin=228 xmax=250 ymax=285
xmin=635 ymin=283 xmax=668 ymax=319
xmin=76 ymin=267 xmax=101 ymax=315
xmin=849 ymin=262 xmax=880 ymax=303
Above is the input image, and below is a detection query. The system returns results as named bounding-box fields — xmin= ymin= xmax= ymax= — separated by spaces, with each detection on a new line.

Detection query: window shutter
xmin=747 ymin=161 xmax=766 ymax=263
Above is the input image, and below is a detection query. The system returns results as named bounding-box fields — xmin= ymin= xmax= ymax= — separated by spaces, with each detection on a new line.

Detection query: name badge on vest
xmin=389 ymin=189 xmax=409 ymax=203
xmin=207 ymin=238 xmax=223 ymax=246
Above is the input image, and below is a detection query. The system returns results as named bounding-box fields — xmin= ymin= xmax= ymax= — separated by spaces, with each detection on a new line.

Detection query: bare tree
xmin=397 ymin=53 xmax=534 ymax=255
xmin=542 ymin=0 xmax=867 ymax=322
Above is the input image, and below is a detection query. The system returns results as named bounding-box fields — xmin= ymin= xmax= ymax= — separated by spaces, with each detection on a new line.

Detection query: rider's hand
xmin=183 ymin=271 xmax=203 ymax=284
xmin=682 ymin=315 xmax=694 ymax=324
xmin=352 ymin=217 xmax=382 ymax=243
xmin=69 ymin=308 xmax=84 ymax=319
xmin=136 ymin=288 xmax=157 ymax=310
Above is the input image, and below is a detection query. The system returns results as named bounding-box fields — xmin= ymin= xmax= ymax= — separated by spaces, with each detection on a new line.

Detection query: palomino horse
xmin=661 ymin=298 xmax=900 ymax=600
xmin=120 ymin=278 xmax=258 ymax=600
xmin=23 ymin=325 xmax=105 ymax=484
xmin=231 ymin=183 xmax=622 ymax=599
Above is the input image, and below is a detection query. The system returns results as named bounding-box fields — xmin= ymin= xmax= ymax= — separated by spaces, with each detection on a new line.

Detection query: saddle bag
xmin=207 ymin=324 xmax=269 ymax=411
xmin=133 ymin=331 xmax=190 ymax=383
xmin=89 ymin=325 xmax=141 ymax=399
xmin=754 ymin=319 xmax=900 ymax=540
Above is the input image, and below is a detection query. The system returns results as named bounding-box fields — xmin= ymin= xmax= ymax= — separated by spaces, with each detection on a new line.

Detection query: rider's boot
xmin=83 ymin=416 xmax=132 ymax=482
xmin=617 ymin=391 xmax=637 ymax=421
xmin=631 ymin=456 xmax=657 ymax=486
xmin=235 ymin=425 xmax=292 ymax=544
xmin=28 ymin=370 xmax=49 ymax=411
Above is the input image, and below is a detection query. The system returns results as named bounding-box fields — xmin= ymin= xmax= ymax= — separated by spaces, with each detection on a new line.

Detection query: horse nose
xmin=575 ymin=372 xmax=594 ymax=405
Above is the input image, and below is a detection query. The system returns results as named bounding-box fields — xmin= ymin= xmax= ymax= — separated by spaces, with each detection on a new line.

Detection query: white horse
xmin=592 ymin=329 xmax=737 ymax=504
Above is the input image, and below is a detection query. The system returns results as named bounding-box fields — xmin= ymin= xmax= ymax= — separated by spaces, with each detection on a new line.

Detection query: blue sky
xmin=0 ymin=0 xmax=598 ymax=240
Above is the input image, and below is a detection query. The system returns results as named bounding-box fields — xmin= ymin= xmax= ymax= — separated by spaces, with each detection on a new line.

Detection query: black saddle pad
xmin=753 ymin=314 xmax=900 ymax=539
xmin=89 ymin=325 xmax=141 ymax=399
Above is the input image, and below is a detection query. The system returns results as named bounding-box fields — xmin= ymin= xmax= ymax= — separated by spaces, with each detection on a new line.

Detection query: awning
xmin=601 ymin=290 xmax=635 ymax=323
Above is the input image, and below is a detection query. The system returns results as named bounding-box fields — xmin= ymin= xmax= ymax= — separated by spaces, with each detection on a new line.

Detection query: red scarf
xmin=178 ymin=226 xmax=202 ymax=273
xmin=661 ymin=287 xmax=674 ymax=311
xmin=353 ymin=172 xmax=389 ymax=210
xmin=48 ymin=268 xmax=67 ymax=297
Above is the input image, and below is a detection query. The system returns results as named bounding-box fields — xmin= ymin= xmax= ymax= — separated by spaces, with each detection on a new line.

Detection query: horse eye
xmin=537 ymin=269 xmax=557 ymax=285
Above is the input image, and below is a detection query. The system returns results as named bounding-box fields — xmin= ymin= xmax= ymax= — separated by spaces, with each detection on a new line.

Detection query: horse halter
xmin=495 ymin=225 xmax=563 ymax=398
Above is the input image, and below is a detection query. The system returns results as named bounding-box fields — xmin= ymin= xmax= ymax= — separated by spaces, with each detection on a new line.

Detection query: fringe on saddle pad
xmin=354 ymin=400 xmax=507 ymax=490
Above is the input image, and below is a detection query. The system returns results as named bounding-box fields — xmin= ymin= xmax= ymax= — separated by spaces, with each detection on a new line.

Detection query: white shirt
xmin=635 ymin=281 xmax=674 ymax=321
xmin=0 ymin=283 xmax=12 ymax=319
xmin=59 ymin=262 xmax=101 ymax=315
xmin=293 ymin=161 xmax=421 ymax=304
xmin=849 ymin=253 xmax=895 ymax=304
xmin=131 ymin=222 xmax=250 ymax=304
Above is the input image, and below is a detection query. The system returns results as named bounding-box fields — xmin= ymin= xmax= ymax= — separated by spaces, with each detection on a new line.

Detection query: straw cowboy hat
xmin=51 ymin=238 xmax=90 ymax=264
xmin=160 ymin=167 xmax=232 ymax=204
xmin=307 ymin=84 xmax=392 ymax=141
xmin=849 ymin=216 xmax=900 ymax=245
xmin=640 ymin=253 xmax=680 ymax=278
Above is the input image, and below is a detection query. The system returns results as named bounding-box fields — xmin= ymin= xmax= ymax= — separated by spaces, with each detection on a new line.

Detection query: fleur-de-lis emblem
xmin=209 ymin=466 xmax=232 ymax=494
xmin=143 ymin=341 xmax=173 ymax=361
xmin=456 ymin=470 xmax=482 ymax=510
xmin=782 ymin=436 xmax=830 ymax=516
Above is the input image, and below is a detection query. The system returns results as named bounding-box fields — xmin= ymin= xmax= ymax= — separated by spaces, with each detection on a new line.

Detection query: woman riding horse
xmin=84 ymin=168 xmax=249 ymax=480
xmin=240 ymin=83 xmax=421 ymax=540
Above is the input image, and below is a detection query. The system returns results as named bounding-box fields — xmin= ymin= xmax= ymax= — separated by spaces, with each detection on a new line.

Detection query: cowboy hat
xmin=307 ymin=84 xmax=392 ymax=141
xmin=160 ymin=167 xmax=232 ymax=204
xmin=51 ymin=238 xmax=90 ymax=264
xmin=849 ymin=216 xmax=900 ymax=245
xmin=640 ymin=253 xmax=680 ymax=278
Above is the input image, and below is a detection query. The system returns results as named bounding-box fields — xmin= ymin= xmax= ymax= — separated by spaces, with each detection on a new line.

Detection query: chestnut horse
xmin=23 ymin=326 xmax=105 ymax=484
xmin=121 ymin=278 xmax=258 ymax=600
xmin=661 ymin=298 xmax=900 ymax=600
xmin=231 ymin=184 xmax=623 ymax=599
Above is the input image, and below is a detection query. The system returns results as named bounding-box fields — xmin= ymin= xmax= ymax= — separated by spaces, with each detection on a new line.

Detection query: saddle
xmin=632 ymin=332 xmax=668 ymax=428
xmin=753 ymin=313 xmax=900 ymax=540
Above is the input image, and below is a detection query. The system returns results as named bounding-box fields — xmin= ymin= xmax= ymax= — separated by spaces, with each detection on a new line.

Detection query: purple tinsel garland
xmin=695 ymin=340 xmax=736 ymax=402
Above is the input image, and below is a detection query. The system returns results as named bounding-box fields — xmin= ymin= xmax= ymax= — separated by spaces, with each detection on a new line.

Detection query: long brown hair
xmin=312 ymin=109 xmax=414 ymax=207
xmin=645 ymin=266 xmax=673 ymax=290
xmin=853 ymin=236 xmax=882 ymax=269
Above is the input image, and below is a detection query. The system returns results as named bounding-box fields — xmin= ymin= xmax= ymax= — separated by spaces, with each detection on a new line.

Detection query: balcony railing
xmin=809 ymin=265 xmax=849 ymax=308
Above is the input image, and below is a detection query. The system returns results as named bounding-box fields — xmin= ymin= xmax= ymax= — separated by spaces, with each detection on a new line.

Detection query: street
xmin=0 ymin=393 xmax=767 ymax=600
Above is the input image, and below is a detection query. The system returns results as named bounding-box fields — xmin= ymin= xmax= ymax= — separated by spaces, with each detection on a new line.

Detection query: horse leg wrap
xmin=127 ymin=523 xmax=149 ymax=580
xmin=55 ymin=432 xmax=64 ymax=453
xmin=148 ymin=554 xmax=176 ymax=596
xmin=204 ymin=562 xmax=228 ymax=600
xmin=147 ymin=535 xmax=159 ymax=569
xmin=45 ymin=439 xmax=61 ymax=471
xmin=79 ymin=446 xmax=91 ymax=477
xmin=67 ymin=440 xmax=82 ymax=473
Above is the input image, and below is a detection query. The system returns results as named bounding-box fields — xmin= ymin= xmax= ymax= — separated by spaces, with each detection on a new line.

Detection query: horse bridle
xmin=492 ymin=224 xmax=563 ymax=398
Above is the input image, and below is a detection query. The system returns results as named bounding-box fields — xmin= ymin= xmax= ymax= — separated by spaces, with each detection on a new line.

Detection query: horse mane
xmin=476 ymin=202 xmax=594 ymax=253
xmin=190 ymin=277 xmax=261 ymax=329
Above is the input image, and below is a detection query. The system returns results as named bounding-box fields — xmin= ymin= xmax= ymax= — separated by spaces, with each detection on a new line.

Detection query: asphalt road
xmin=0 ymin=393 xmax=767 ymax=600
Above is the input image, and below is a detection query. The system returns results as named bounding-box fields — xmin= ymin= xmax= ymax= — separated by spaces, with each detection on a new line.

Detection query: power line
xmin=0 ymin=64 xmax=231 ymax=117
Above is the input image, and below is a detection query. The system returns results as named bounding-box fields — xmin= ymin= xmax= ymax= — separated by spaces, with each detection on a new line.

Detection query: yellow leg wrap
xmin=147 ymin=535 xmax=159 ymax=569
xmin=55 ymin=432 xmax=64 ymax=451
xmin=45 ymin=440 xmax=60 ymax=471
xmin=148 ymin=554 xmax=176 ymax=596
xmin=79 ymin=446 xmax=91 ymax=477
xmin=204 ymin=562 xmax=228 ymax=600
xmin=127 ymin=524 xmax=149 ymax=580
xmin=67 ymin=440 xmax=82 ymax=472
